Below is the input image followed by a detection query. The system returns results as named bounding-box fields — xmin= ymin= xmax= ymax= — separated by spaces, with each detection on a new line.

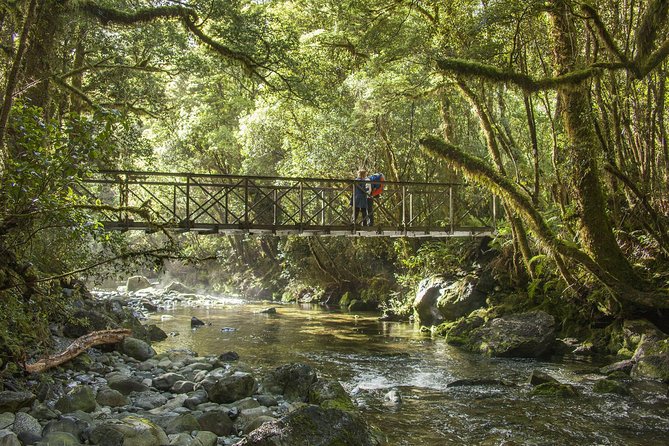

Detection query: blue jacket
xmin=353 ymin=177 xmax=369 ymax=208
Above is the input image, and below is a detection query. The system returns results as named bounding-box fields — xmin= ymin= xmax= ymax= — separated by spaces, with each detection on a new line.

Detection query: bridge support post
xmin=450 ymin=186 xmax=454 ymax=235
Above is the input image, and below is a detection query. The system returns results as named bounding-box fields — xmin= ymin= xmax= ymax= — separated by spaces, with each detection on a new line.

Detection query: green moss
xmin=530 ymin=382 xmax=579 ymax=398
xmin=593 ymin=379 xmax=630 ymax=396
xmin=339 ymin=292 xmax=352 ymax=307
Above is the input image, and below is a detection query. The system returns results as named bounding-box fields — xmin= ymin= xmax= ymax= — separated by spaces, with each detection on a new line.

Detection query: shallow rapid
xmin=147 ymin=296 xmax=669 ymax=445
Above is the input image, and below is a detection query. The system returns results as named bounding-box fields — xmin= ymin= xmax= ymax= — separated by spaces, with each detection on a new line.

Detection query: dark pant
xmin=367 ymin=198 xmax=374 ymax=226
xmin=355 ymin=207 xmax=369 ymax=226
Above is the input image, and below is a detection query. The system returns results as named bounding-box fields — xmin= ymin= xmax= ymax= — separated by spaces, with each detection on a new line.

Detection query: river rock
xmin=121 ymin=337 xmax=156 ymax=361
xmin=17 ymin=431 xmax=42 ymax=445
xmin=235 ymin=405 xmax=381 ymax=446
xmin=208 ymin=372 xmax=256 ymax=404
xmin=165 ymin=281 xmax=193 ymax=294
xmin=218 ymin=351 xmax=239 ymax=362
xmin=153 ymin=373 xmax=186 ymax=391
xmin=436 ymin=274 xmax=490 ymax=321
xmin=54 ymin=386 xmax=96 ymax=414
xmin=261 ymin=363 xmax=317 ymax=402
xmin=132 ymin=392 xmax=168 ymax=410
xmin=0 ymin=414 xmax=14 ymax=430
xmin=0 ymin=392 xmax=36 ymax=413
xmin=165 ymin=413 xmax=200 ymax=435
xmin=191 ymin=317 xmax=206 ymax=328
xmin=600 ymin=359 xmax=634 ymax=376
xmin=528 ymin=370 xmax=559 ymax=386
xmin=126 ymin=276 xmax=152 ymax=292
xmin=11 ymin=412 xmax=41 ymax=437
xmin=0 ymin=430 xmax=20 ymax=446
xmin=413 ymin=276 xmax=449 ymax=326
xmin=530 ymin=382 xmax=578 ymax=398
xmin=42 ymin=417 xmax=89 ymax=441
xmin=147 ymin=325 xmax=168 ymax=341
xmin=96 ymin=388 xmax=129 ymax=407
xmin=307 ymin=379 xmax=356 ymax=411
xmin=468 ymin=311 xmax=556 ymax=357
xmin=89 ymin=416 xmax=168 ymax=446
xmin=107 ymin=373 xmax=149 ymax=395
xmin=235 ymin=407 xmax=274 ymax=434
xmin=593 ymin=379 xmax=630 ymax=396
xmin=37 ymin=432 xmax=81 ymax=446
xmin=196 ymin=410 xmax=233 ymax=436
xmin=631 ymin=338 xmax=669 ymax=382
xmin=183 ymin=390 xmax=209 ymax=410
xmin=172 ymin=381 xmax=195 ymax=394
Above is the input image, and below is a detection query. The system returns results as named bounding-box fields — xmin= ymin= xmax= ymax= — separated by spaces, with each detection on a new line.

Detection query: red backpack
xmin=369 ymin=173 xmax=384 ymax=197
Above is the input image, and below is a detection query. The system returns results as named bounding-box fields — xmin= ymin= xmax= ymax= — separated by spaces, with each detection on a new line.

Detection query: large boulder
xmin=631 ymin=338 xmax=669 ymax=382
xmin=0 ymin=430 xmax=20 ymax=446
xmin=165 ymin=281 xmax=193 ymax=294
xmin=121 ymin=337 xmax=155 ymax=361
xmin=413 ymin=274 xmax=492 ymax=326
xmin=207 ymin=372 xmax=256 ymax=404
xmin=0 ymin=392 xmax=35 ymax=413
xmin=412 ymin=276 xmax=449 ymax=326
xmin=436 ymin=274 xmax=491 ymax=321
xmin=235 ymin=406 xmax=381 ymax=446
xmin=469 ymin=311 xmax=556 ymax=358
xmin=196 ymin=410 xmax=233 ymax=436
xmin=107 ymin=374 xmax=149 ymax=395
xmin=37 ymin=432 xmax=81 ymax=446
xmin=261 ymin=363 xmax=317 ymax=402
xmin=126 ymin=276 xmax=152 ymax=292
xmin=89 ymin=416 xmax=168 ymax=446
xmin=307 ymin=380 xmax=356 ymax=411
xmin=54 ymin=386 xmax=96 ymax=414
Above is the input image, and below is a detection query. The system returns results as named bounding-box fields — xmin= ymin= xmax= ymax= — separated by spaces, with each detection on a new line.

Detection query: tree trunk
xmin=549 ymin=0 xmax=641 ymax=287
xmin=0 ymin=0 xmax=38 ymax=166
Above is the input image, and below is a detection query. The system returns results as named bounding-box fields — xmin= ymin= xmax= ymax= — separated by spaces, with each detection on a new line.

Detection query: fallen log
xmin=23 ymin=328 xmax=132 ymax=373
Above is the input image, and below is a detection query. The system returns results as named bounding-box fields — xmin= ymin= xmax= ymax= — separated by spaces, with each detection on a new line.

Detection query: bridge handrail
xmin=84 ymin=169 xmax=462 ymax=188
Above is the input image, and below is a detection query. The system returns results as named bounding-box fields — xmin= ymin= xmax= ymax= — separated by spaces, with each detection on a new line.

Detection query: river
xmin=146 ymin=296 xmax=669 ymax=445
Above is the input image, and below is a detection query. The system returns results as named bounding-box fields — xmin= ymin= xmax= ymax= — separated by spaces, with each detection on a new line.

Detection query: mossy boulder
xmin=126 ymin=276 xmax=151 ymax=292
xmin=593 ymin=379 xmax=630 ymax=396
xmin=530 ymin=382 xmax=578 ymax=398
xmin=121 ymin=337 xmax=155 ymax=361
xmin=412 ymin=276 xmax=450 ymax=326
xmin=631 ymin=338 xmax=669 ymax=382
xmin=55 ymin=386 xmax=96 ymax=414
xmin=435 ymin=316 xmax=484 ymax=346
xmin=308 ymin=379 xmax=356 ymax=412
xmin=89 ymin=416 xmax=168 ymax=446
xmin=261 ymin=363 xmax=317 ymax=403
xmin=462 ymin=311 xmax=556 ymax=358
xmin=235 ymin=405 xmax=382 ymax=446
xmin=0 ymin=391 xmax=35 ymax=413
xmin=208 ymin=372 xmax=256 ymax=404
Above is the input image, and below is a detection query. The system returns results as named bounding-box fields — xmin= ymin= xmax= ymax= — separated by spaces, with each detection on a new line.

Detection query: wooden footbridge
xmin=79 ymin=171 xmax=497 ymax=237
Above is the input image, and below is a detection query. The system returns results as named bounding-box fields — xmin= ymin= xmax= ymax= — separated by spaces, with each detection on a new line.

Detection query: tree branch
xmin=436 ymin=58 xmax=599 ymax=92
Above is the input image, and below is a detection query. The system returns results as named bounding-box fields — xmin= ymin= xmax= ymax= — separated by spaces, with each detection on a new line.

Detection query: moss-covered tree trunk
xmin=549 ymin=0 xmax=641 ymax=287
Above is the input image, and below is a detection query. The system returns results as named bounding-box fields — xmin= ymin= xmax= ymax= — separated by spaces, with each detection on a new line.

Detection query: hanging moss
xmin=436 ymin=58 xmax=596 ymax=93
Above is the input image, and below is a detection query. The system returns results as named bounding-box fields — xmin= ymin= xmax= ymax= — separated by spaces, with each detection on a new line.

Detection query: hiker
xmin=366 ymin=173 xmax=384 ymax=226
xmin=353 ymin=169 xmax=370 ymax=226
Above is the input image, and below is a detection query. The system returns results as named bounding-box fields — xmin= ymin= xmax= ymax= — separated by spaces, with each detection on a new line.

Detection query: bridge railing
xmin=77 ymin=171 xmax=496 ymax=236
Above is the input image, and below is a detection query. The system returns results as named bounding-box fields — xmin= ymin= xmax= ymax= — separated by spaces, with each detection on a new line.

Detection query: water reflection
xmin=148 ymin=300 xmax=669 ymax=445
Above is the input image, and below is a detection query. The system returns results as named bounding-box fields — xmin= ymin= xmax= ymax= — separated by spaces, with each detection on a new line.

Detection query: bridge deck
xmin=79 ymin=171 xmax=497 ymax=238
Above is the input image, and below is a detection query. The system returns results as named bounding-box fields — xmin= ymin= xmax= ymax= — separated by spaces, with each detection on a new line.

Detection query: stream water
xmin=146 ymin=296 xmax=669 ymax=445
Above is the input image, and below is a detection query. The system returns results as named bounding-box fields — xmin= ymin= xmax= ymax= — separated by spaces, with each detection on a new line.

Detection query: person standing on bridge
xmin=353 ymin=169 xmax=370 ymax=226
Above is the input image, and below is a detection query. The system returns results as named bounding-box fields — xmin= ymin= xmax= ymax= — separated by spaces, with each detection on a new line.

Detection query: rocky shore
xmin=0 ymin=278 xmax=384 ymax=446
xmin=0 ymin=342 xmax=382 ymax=446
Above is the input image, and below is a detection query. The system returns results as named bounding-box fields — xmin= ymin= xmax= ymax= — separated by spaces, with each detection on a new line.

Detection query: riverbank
xmin=1 ymin=333 xmax=382 ymax=445
xmin=4 ymin=280 xmax=669 ymax=445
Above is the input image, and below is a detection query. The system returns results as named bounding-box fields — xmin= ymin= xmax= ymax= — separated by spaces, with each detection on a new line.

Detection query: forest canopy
xmin=1 ymin=0 xmax=669 ymax=359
